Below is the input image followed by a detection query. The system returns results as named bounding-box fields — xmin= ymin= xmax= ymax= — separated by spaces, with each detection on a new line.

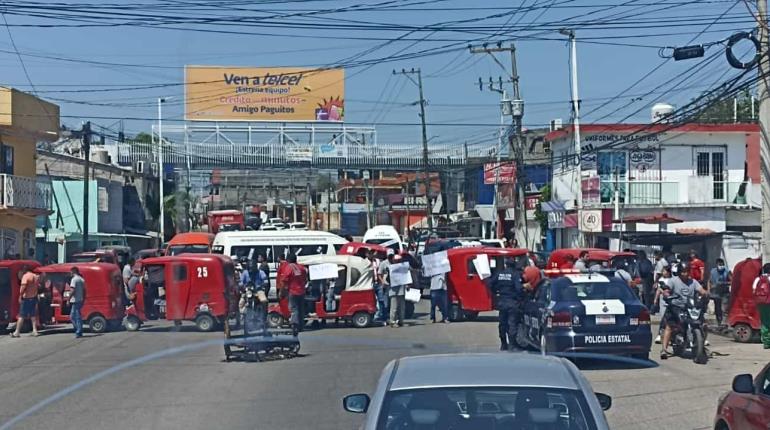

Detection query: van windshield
xmin=168 ymin=245 xmax=210 ymax=256
xmin=364 ymin=238 xmax=400 ymax=252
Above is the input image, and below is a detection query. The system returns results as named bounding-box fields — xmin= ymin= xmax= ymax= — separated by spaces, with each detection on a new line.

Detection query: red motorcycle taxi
xmin=267 ymin=254 xmax=377 ymax=329
xmin=0 ymin=260 xmax=42 ymax=331
xmin=445 ymin=247 xmax=530 ymax=321
xmin=38 ymin=263 xmax=125 ymax=333
xmin=728 ymin=257 xmax=762 ymax=343
xmin=124 ymin=254 xmax=232 ymax=332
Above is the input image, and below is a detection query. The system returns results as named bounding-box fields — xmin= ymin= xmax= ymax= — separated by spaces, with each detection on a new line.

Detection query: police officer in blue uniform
xmin=490 ymin=258 xmax=525 ymax=351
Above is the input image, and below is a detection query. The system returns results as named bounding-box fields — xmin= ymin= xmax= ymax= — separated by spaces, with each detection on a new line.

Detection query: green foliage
xmin=534 ymin=183 xmax=551 ymax=233
xmin=691 ymin=88 xmax=756 ymax=124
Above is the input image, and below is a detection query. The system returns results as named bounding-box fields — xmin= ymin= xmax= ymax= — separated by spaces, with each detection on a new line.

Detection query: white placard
xmin=473 ymin=254 xmax=492 ymax=279
xmin=309 ymin=263 xmax=339 ymax=280
xmin=405 ymin=287 xmax=421 ymax=303
xmin=421 ymin=251 xmax=451 ymax=277
xmin=389 ymin=262 xmax=413 ymax=286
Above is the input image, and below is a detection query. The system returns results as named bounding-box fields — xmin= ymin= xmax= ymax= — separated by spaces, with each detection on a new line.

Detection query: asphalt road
xmin=0 ymin=303 xmax=767 ymax=430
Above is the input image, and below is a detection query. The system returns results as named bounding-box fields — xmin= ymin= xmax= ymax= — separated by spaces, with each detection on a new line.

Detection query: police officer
xmin=490 ymin=258 xmax=525 ymax=351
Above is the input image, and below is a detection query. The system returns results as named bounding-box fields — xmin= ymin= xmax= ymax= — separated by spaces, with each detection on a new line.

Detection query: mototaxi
xmin=546 ymin=248 xmax=640 ymax=281
xmin=0 ymin=260 xmax=42 ymax=331
xmin=267 ymin=254 xmax=377 ymax=329
xmin=124 ymin=254 xmax=232 ymax=332
xmin=728 ymin=257 xmax=762 ymax=343
xmin=445 ymin=247 xmax=531 ymax=321
xmin=38 ymin=263 xmax=125 ymax=333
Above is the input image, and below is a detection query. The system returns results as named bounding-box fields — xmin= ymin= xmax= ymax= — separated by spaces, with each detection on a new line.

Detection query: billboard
xmin=483 ymin=161 xmax=516 ymax=185
xmin=185 ymin=66 xmax=344 ymax=122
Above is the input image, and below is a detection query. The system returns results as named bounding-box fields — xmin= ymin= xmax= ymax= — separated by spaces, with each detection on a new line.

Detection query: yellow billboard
xmin=185 ymin=66 xmax=344 ymax=122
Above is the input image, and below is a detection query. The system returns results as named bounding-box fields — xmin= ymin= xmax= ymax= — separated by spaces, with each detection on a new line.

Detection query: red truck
xmin=207 ymin=210 xmax=244 ymax=234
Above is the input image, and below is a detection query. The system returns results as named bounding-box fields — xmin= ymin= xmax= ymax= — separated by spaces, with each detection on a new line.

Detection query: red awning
xmin=614 ymin=213 xmax=683 ymax=224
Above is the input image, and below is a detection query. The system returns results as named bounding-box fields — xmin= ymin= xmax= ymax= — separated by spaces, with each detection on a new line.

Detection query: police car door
xmin=525 ymin=282 xmax=550 ymax=343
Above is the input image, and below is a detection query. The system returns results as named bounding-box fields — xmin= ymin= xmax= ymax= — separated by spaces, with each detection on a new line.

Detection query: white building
xmin=545 ymin=123 xmax=760 ymax=267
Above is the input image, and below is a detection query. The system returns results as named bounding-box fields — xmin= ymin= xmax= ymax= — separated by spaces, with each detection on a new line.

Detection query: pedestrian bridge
xmin=116 ymin=123 xmax=500 ymax=170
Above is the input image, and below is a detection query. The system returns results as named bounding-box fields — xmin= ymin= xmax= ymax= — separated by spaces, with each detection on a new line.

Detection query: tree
xmin=691 ymin=88 xmax=757 ymax=124
xmin=133 ymin=132 xmax=153 ymax=143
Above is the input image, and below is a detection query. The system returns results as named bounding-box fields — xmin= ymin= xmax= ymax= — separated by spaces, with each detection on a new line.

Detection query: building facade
xmin=0 ymin=88 xmax=59 ymax=259
xmin=546 ymin=123 xmax=760 ymax=266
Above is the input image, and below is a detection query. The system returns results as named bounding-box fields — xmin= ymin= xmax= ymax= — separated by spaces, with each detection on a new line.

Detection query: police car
xmin=520 ymin=272 xmax=652 ymax=360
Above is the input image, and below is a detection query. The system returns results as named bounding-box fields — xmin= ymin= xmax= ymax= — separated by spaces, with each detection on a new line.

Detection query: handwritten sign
xmin=421 ymin=251 xmax=451 ymax=277
xmin=309 ymin=263 xmax=339 ymax=281
xmin=473 ymin=254 xmax=492 ymax=279
xmin=389 ymin=262 xmax=413 ymax=286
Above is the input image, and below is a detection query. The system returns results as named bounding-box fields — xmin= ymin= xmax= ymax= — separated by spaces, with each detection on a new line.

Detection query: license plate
xmin=595 ymin=315 xmax=615 ymax=325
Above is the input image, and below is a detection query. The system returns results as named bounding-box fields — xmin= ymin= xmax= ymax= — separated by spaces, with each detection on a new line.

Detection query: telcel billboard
xmin=185 ymin=66 xmax=344 ymax=122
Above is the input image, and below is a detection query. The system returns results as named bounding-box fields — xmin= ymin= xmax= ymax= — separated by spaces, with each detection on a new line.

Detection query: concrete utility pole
xmin=157 ymin=97 xmax=166 ymax=243
xmin=561 ymin=29 xmax=584 ymax=247
xmin=470 ymin=43 xmax=525 ymax=244
xmin=81 ymin=121 xmax=91 ymax=251
xmin=394 ymin=68 xmax=433 ymax=230
xmin=758 ymin=0 xmax=770 ymax=260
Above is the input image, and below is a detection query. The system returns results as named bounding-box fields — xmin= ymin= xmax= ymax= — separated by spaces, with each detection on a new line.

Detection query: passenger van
xmin=362 ymin=225 xmax=404 ymax=253
xmin=211 ymin=230 xmax=348 ymax=294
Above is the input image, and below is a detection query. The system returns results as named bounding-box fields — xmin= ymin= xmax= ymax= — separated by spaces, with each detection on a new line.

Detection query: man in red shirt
xmin=278 ymin=254 xmax=308 ymax=336
xmin=689 ymin=250 xmax=705 ymax=282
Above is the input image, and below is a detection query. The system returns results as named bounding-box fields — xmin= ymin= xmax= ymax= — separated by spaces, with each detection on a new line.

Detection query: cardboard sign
xmin=473 ymin=254 xmax=492 ymax=279
xmin=421 ymin=251 xmax=451 ymax=277
xmin=405 ymin=288 xmax=421 ymax=303
xmin=309 ymin=263 xmax=339 ymax=281
xmin=389 ymin=262 xmax=413 ymax=286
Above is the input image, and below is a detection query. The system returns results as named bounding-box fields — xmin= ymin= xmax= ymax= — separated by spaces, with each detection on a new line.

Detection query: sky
xmin=0 ymin=0 xmax=760 ymax=151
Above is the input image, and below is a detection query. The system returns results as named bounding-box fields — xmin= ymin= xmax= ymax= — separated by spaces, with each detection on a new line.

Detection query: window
xmin=231 ymin=245 xmax=274 ymax=263
xmin=350 ymin=267 xmax=361 ymax=286
xmin=376 ymin=387 xmax=597 ymax=430
xmin=0 ymin=228 xmax=19 ymax=259
xmin=173 ymin=264 xmax=188 ymax=281
xmin=0 ymin=268 xmax=10 ymax=300
xmin=552 ymin=279 xmax=635 ymax=301
xmin=761 ymin=370 xmax=770 ymax=397
xmin=598 ymin=151 xmax=627 ymax=203
xmin=1 ymin=144 xmax=13 ymax=174
xmin=22 ymin=229 xmax=33 ymax=258
xmin=694 ymin=148 xmax=726 ymax=200
xmin=168 ymin=244 xmax=210 ymax=256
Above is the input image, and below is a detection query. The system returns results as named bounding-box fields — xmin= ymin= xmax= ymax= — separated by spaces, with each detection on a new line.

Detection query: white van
xmin=212 ymin=230 xmax=348 ymax=295
xmin=363 ymin=225 xmax=404 ymax=253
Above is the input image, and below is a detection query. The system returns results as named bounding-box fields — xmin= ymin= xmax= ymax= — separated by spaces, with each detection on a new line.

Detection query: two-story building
xmin=0 ymin=88 xmax=58 ymax=258
xmin=546 ymin=123 xmax=760 ymax=266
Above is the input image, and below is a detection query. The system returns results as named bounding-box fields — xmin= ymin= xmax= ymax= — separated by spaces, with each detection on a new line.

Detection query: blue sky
xmin=0 ymin=0 xmax=757 ymax=150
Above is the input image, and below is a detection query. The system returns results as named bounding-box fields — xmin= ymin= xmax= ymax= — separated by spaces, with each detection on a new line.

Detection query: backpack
xmin=754 ymin=275 xmax=770 ymax=304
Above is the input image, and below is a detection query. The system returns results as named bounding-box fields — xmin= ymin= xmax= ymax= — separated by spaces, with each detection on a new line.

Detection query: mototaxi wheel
xmin=268 ymin=312 xmax=285 ymax=328
xmin=194 ymin=314 xmax=216 ymax=332
xmin=732 ymin=323 xmax=755 ymax=343
xmin=463 ymin=311 xmax=479 ymax=321
xmin=693 ymin=328 xmax=708 ymax=364
xmin=352 ymin=311 xmax=372 ymax=328
xmin=88 ymin=315 xmax=108 ymax=334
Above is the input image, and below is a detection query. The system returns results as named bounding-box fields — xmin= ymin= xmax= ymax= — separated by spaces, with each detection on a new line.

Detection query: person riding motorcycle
xmin=660 ymin=262 xmax=708 ymax=359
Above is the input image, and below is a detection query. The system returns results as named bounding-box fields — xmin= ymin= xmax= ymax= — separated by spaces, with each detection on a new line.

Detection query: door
xmin=165 ymin=262 xmax=190 ymax=321
xmin=695 ymin=148 xmax=726 ymax=201
xmin=744 ymin=367 xmax=770 ymax=430
xmin=461 ymin=256 xmax=492 ymax=312
xmin=524 ymin=282 xmax=550 ymax=344
xmin=0 ymin=268 xmax=10 ymax=323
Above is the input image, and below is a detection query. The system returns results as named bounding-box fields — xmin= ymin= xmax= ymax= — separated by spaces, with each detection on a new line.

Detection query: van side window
xmin=350 ymin=268 xmax=361 ymax=286
xmin=467 ymin=258 xmax=478 ymax=275
xmin=334 ymin=266 xmax=347 ymax=294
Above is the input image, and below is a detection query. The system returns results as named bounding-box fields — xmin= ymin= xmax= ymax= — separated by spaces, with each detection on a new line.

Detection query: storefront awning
xmin=541 ymin=200 xmax=567 ymax=213
xmin=597 ymin=230 xmax=740 ymax=246
xmin=614 ymin=213 xmax=683 ymax=224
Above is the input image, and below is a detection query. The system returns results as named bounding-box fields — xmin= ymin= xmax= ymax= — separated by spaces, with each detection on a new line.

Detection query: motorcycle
xmin=240 ymin=282 xmax=268 ymax=337
xmin=662 ymin=293 xmax=709 ymax=364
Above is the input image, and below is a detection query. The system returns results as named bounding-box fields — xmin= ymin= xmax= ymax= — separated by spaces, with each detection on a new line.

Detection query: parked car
xmin=714 ymin=362 xmax=770 ymax=430
xmin=343 ymin=353 xmax=612 ymax=430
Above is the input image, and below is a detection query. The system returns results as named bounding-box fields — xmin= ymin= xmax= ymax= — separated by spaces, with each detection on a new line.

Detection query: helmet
xmin=676 ymin=261 xmax=691 ymax=275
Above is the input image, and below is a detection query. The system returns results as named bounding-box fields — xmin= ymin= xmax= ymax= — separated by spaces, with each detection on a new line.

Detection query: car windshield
xmin=377 ymin=387 xmax=597 ymax=430
xmin=69 ymin=255 xmax=98 ymax=263
xmin=167 ymin=245 xmax=210 ymax=256
xmin=610 ymin=256 xmax=639 ymax=278
xmin=553 ymin=279 xmax=636 ymax=302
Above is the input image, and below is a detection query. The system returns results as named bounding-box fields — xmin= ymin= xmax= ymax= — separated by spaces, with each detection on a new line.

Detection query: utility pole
xmin=327 ymin=173 xmax=332 ymax=231
xmin=363 ymin=170 xmax=371 ymax=229
xmin=470 ymin=43 xmax=525 ymax=244
xmin=561 ymin=29 xmax=584 ymax=247
xmin=81 ymin=122 xmax=91 ymax=251
xmin=394 ymin=68 xmax=433 ymax=230
xmin=157 ymin=97 xmax=166 ymax=243
xmin=759 ymin=0 xmax=770 ymax=260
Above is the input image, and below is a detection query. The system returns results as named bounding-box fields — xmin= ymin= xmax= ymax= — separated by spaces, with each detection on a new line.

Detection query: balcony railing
xmin=0 ymin=174 xmax=51 ymax=212
xmin=586 ymin=178 xmax=754 ymax=207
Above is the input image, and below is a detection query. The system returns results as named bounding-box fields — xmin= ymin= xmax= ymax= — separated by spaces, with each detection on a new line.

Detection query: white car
xmin=287 ymin=222 xmax=307 ymax=230
xmin=343 ymin=353 xmax=611 ymax=430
